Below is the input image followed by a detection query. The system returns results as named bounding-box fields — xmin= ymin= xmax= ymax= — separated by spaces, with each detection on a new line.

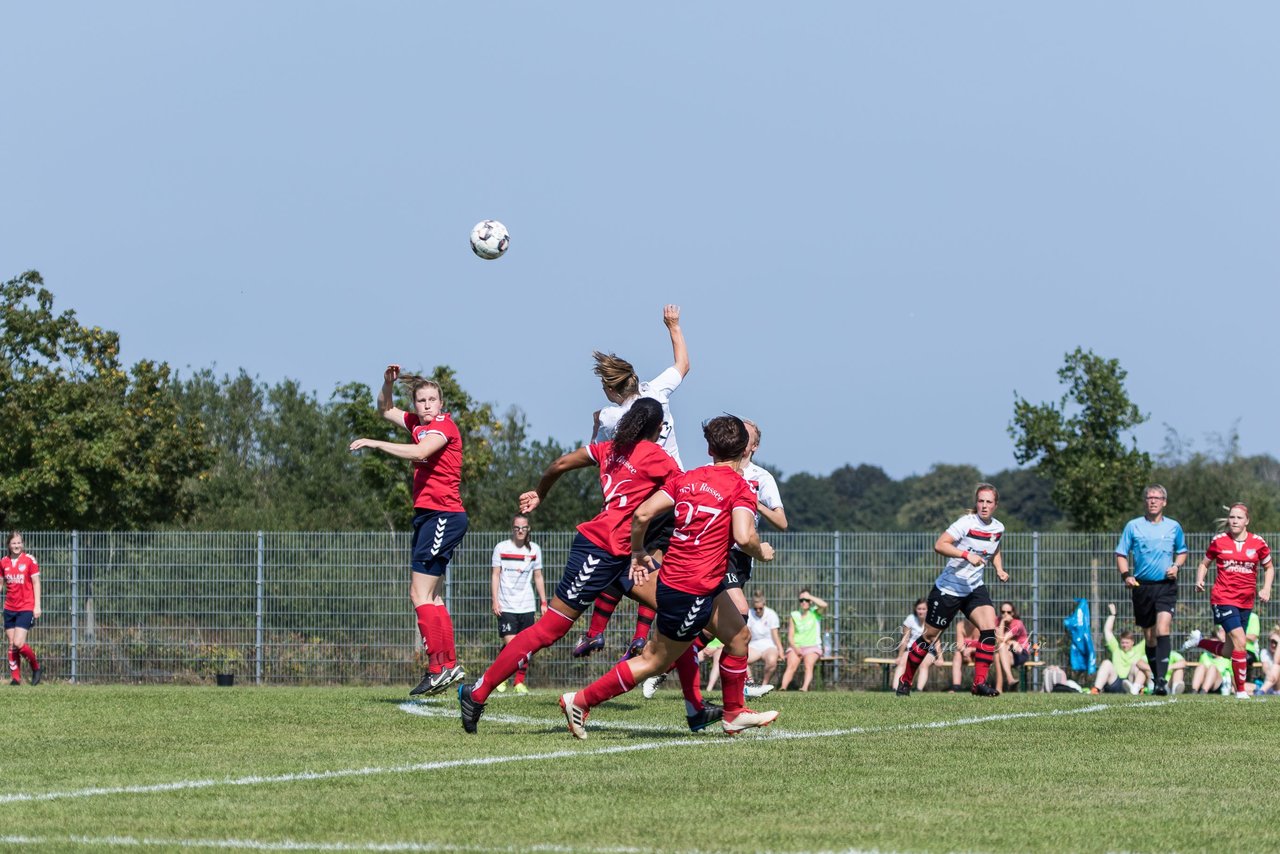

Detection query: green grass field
xmin=3 ymin=682 xmax=1275 ymax=853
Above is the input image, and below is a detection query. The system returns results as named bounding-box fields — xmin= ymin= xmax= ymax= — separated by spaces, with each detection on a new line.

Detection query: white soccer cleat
xmin=560 ymin=692 xmax=589 ymax=740
xmin=1182 ymin=629 xmax=1202 ymax=651
xmin=722 ymin=708 xmax=779 ymax=735
xmin=1235 ymin=691 xmax=1251 ymax=700
xmin=641 ymin=673 xmax=667 ymax=699
xmin=744 ymin=680 xmax=775 ymax=699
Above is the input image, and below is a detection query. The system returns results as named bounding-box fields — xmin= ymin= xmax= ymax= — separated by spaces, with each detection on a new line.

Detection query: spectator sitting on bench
xmin=893 ymin=598 xmax=937 ymax=692
xmin=994 ymin=600 xmax=1031 ymax=692
xmin=1090 ymin=603 xmax=1151 ymax=694
xmin=780 ymin=588 xmax=828 ymax=692
xmin=1259 ymin=626 xmax=1280 ymax=694
xmin=950 ymin=617 xmax=979 ymax=692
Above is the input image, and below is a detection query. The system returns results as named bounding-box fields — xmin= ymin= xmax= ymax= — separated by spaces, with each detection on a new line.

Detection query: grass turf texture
xmin=4 ymin=684 xmax=1275 ymax=853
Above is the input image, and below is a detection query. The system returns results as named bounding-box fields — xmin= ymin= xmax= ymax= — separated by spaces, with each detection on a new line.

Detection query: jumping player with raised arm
xmin=895 ymin=484 xmax=1009 ymax=697
xmin=559 ymin=415 xmax=779 ymax=739
xmin=349 ymin=365 xmax=469 ymax=697
xmin=574 ymin=304 xmax=690 ymax=661
xmin=459 ymin=399 xmax=722 ymax=734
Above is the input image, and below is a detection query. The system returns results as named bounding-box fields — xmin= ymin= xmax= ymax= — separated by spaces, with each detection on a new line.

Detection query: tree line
xmin=4 ymin=271 xmax=1279 ymax=533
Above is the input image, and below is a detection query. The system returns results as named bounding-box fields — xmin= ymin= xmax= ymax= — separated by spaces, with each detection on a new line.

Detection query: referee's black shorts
xmin=1131 ymin=579 xmax=1177 ymax=629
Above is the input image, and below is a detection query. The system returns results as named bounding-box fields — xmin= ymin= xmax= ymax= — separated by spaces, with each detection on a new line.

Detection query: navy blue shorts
xmin=3 ymin=610 xmax=34 ymax=631
xmin=411 ymin=509 xmax=469 ymax=576
xmin=1212 ymin=604 xmax=1251 ymax=634
xmin=555 ymin=534 xmax=630 ymax=611
xmin=655 ymin=578 xmax=725 ymax=642
xmin=497 ymin=611 xmax=536 ymax=637
xmin=724 ymin=550 xmax=752 ymax=590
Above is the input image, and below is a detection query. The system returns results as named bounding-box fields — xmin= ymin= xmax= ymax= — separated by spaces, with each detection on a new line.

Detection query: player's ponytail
xmin=593 ymin=351 xmax=639 ymax=399
xmin=612 ymin=398 xmax=663 ymax=451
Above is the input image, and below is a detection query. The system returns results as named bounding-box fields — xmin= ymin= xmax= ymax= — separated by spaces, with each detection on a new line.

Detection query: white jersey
xmin=732 ymin=461 xmax=783 ymax=553
xmin=491 ymin=539 xmax=543 ymax=613
xmin=747 ymin=605 xmax=781 ymax=646
xmin=902 ymin=613 xmax=926 ymax=645
xmin=594 ymin=365 xmax=684 ymax=470
xmin=934 ymin=513 xmax=1004 ymax=596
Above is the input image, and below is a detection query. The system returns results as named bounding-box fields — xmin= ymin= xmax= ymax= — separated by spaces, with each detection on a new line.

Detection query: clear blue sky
xmin=4 ymin=4 xmax=1277 ymax=480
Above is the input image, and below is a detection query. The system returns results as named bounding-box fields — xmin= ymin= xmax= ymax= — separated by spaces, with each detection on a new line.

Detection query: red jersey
xmin=1 ymin=553 xmax=39 ymax=612
xmin=576 ymin=440 xmax=680 ymax=556
xmin=657 ymin=464 xmax=757 ymax=595
xmin=1204 ymin=532 xmax=1271 ymax=608
xmin=403 ymin=412 xmax=465 ymax=513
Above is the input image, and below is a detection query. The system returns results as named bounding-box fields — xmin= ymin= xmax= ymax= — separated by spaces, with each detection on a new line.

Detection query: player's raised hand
xmin=384 ymin=364 xmax=401 ymax=384
xmin=663 ymin=304 xmax=681 ymax=327
xmin=518 ymin=491 xmax=541 ymax=514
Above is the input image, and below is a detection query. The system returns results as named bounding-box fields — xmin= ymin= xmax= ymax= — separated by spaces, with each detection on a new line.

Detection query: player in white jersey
xmin=574 ymin=304 xmax=690 ymax=661
xmin=896 ymin=483 xmax=1008 ymax=697
xmin=489 ymin=515 xmax=546 ymax=694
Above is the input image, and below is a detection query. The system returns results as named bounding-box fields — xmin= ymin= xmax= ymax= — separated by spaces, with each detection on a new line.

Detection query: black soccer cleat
xmin=1152 ymin=679 xmax=1168 ymax=696
xmin=970 ymin=682 xmax=1000 ymax=697
xmin=409 ymin=670 xmax=436 ymax=697
xmin=458 ymin=684 xmax=485 ymax=734
xmin=894 ymin=678 xmax=912 ymax=697
xmin=687 ymin=703 xmax=724 ymax=732
xmin=30 ymin=668 xmax=40 ymax=686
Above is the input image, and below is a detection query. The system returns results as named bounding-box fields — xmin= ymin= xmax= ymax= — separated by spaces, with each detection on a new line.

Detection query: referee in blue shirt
xmin=1114 ymin=485 xmax=1187 ymax=696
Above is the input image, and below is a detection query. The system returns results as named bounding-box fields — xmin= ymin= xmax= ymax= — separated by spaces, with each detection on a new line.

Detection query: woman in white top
xmin=893 ymin=598 xmax=935 ymax=691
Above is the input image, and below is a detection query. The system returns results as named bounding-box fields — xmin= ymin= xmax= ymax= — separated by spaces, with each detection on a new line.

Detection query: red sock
xmin=972 ymin=630 xmax=996 ymax=687
xmin=588 ymin=589 xmax=621 ymax=637
xmin=901 ymin=637 xmax=931 ymax=684
xmin=423 ymin=605 xmax=446 ymax=672
xmin=1232 ymin=650 xmax=1248 ymax=693
xmin=6 ymin=647 xmax=18 ymax=681
xmin=439 ymin=607 xmax=457 ymax=668
xmin=18 ymin=645 xmax=37 ymax=669
xmin=578 ymin=660 xmax=638 ymax=708
xmin=1198 ymin=638 xmax=1225 ymax=656
xmin=513 ymin=665 xmax=527 ymax=685
xmin=414 ymin=604 xmax=432 ymax=650
xmin=691 ymin=632 xmax=709 ymax=655
xmin=720 ymin=652 xmax=749 ymax=716
xmin=473 ymin=609 xmax=573 ymax=703
xmin=632 ymin=606 xmax=656 ymax=642
xmin=673 ymin=645 xmax=704 ymax=710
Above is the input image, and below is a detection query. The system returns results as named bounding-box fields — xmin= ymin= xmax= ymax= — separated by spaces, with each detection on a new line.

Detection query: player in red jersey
xmin=459 ymin=400 xmax=721 ymax=733
xmin=559 ymin=415 xmax=779 ymax=739
xmin=1188 ymin=503 xmax=1274 ymax=698
xmin=350 ymin=365 xmax=469 ymax=696
xmin=2 ymin=532 xmax=42 ymax=686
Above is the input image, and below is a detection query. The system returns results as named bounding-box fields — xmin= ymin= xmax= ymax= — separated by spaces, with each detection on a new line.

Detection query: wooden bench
xmin=863 ymin=656 xmax=1045 ymax=691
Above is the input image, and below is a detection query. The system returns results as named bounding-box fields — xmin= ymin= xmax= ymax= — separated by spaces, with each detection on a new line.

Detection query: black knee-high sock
xmin=1154 ymin=635 xmax=1171 ymax=683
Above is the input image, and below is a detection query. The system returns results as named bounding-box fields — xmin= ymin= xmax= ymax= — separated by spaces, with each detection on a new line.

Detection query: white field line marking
xmin=0 ymin=835 xmax=657 ymax=852
xmin=0 ymin=699 xmax=1174 ymax=807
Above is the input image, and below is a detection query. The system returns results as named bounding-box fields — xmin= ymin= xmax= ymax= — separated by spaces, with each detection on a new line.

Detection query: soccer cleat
xmin=560 ymin=692 xmax=589 ymax=740
xmin=744 ymin=677 xmax=774 ymax=698
xmin=458 ymin=684 xmax=485 ymax=734
xmin=572 ymin=633 xmax=605 ymax=658
xmin=722 ymin=708 xmax=779 ymax=735
xmin=1235 ymin=690 xmax=1251 ymax=700
xmin=687 ymin=703 xmax=724 ymax=732
xmin=970 ymin=682 xmax=1000 ymax=697
xmin=1152 ymin=679 xmax=1168 ymax=696
xmin=409 ymin=670 xmax=438 ymax=696
xmin=30 ymin=668 xmax=41 ymax=686
xmin=495 ymin=680 xmax=508 ymax=694
xmin=435 ymin=665 xmax=466 ymax=692
xmin=8 ymin=679 xmax=18 ymax=686
xmin=513 ymin=682 xmax=529 ymax=695
xmin=642 ymin=672 xmax=668 ymax=699
xmin=1182 ymin=629 xmax=1202 ymax=651
xmin=895 ymin=678 xmax=912 ymax=697
xmin=623 ymin=636 xmax=647 ymax=661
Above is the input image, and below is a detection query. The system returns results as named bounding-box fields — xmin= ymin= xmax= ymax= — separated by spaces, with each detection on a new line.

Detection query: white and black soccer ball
xmin=469 ymin=220 xmax=509 ymax=260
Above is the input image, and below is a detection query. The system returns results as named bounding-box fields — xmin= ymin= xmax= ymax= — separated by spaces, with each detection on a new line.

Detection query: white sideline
xmin=0 ymin=837 xmax=656 ymax=852
xmin=0 ymin=699 xmax=1174 ymax=808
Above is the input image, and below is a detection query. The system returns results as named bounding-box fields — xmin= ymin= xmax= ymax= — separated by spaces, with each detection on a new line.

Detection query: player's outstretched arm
xmin=663 ymin=304 xmax=690 ymax=378
xmin=349 ymin=433 xmax=447 ymax=462
xmin=631 ymin=489 xmax=676 ymax=559
xmin=527 ymin=448 xmax=594 ymax=507
xmin=378 ymin=364 xmax=408 ymax=426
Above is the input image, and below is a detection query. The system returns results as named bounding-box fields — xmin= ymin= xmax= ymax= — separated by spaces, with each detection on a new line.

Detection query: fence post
xmin=1032 ymin=531 xmax=1040 ymax=690
xmin=256 ymin=531 xmax=264 ymax=686
xmin=833 ymin=530 xmax=842 ymax=684
xmin=71 ymin=530 xmax=79 ymax=684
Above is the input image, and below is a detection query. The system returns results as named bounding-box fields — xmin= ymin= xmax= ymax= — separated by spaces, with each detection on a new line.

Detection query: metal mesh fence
xmin=17 ymin=529 xmax=1246 ymax=690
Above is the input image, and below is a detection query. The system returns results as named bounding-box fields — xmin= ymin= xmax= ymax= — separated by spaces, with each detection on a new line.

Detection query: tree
xmin=1152 ymin=425 xmax=1280 ymax=531
xmin=1009 ymin=348 xmax=1151 ymax=531
xmin=894 ymin=464 xmax=984 ymax=530
xmin=0 ymin=271 xmax=210 ymax=529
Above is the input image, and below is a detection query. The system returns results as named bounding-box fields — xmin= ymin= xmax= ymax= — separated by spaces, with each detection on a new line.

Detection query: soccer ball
xmin=470 ymin=220 xmax=509 ymax=260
